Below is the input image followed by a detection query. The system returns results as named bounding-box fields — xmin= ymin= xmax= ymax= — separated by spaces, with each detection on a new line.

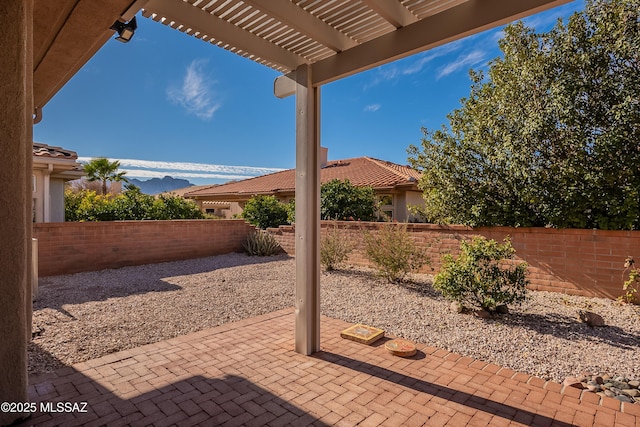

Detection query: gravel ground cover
xmin=31 ymin=253 xmax=640 ymax=386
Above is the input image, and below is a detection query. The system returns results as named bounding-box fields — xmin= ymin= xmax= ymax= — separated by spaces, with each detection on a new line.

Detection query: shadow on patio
xmin=15 ymin=309 xmax=639 ymax=426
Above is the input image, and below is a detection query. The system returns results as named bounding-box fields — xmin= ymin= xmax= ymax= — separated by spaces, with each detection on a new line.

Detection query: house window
xmin=378 ymin=194 xmax=394 ymax=221
xmin=378 ymin=194 xmax=393 ymax=206
xmin=380 ymin=209 xmax=394 ymax=221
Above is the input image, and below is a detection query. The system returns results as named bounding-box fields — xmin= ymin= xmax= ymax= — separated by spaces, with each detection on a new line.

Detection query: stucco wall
xmin=50 ymin=178 xmax=65 ymax=222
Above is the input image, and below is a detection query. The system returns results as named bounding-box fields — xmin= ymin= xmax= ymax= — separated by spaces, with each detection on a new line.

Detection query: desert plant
xmin=320 ymin=223 xmax=352 ymax=271
xmin=619 ymin=256 xmax=639 ymax=304
xmin=243 ymin=230 xmax=282 ymax=256
xmin=362 ymin=223 xmax=429 ymax=282
xmin=434 ymin=236 xmax=528 ymax=312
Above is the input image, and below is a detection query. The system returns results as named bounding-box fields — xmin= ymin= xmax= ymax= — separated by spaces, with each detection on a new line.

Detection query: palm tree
xmin=83 ymin=157 xmax=129 ymax=195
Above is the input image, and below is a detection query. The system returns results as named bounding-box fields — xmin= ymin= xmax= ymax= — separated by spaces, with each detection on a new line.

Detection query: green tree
xmin=408 ymin=0 xmax=640 ymax=230
xmin=83 ymin=157 xmax=129 ymax=195
xmin=151 ymin=193 xmax=204 ymax=220
xmin=241 ymin=195 xmax=290 ymax=229
xmin=320 ymin=179 xmax=377 ymax=221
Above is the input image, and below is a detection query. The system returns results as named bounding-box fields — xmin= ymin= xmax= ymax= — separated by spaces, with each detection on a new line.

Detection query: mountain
xmin=128 ymin=176 xmax=194 ymax=195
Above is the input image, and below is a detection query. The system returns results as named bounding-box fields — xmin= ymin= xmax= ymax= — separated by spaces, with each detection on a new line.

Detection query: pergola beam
xmin=144 ymin=0 xmax=306 ymax=71
xmin=361 ymin=0 xmax=417 ymax=28
xmin=295 ymin=0 xmax=571 ymax=88
xmin=244 ymin=0 xmax=357 ymax=53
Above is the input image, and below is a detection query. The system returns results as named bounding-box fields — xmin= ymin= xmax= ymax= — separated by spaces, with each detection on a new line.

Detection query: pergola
xmin=1 ymin=0 xmax=571 ymax=423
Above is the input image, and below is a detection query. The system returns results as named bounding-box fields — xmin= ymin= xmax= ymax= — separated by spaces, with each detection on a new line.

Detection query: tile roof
xmin=33 ymin=142 xmax=78 ymax=160
xmin=186 ymin=157 xmax=420 ymax=199
xmin=163 ymin=184 xmax=217 ymax=197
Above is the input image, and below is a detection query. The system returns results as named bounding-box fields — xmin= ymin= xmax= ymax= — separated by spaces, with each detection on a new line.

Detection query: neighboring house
xmin=184 ymin=150 xmax=426 ymax=222
xmin=165 ymin=184 xmax=230 ymax=218
xmin=32 ymin=142 xmax=84 ymax=222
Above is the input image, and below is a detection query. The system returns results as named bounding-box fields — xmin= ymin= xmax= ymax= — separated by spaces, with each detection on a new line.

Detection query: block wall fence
xmin=33 ymin=220 xmax=255 ymax=276
xmin=33 ymin=220 xmax=638 ymax=300
xmin=268 ymin=221 xmax=640 ymax=301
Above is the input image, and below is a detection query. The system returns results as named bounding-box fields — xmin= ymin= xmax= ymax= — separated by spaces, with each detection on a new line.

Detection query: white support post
xmin=294 ymin=64 xmax=321 ymax=355
xmin=43 ymin=165 xmax=51 ymax=222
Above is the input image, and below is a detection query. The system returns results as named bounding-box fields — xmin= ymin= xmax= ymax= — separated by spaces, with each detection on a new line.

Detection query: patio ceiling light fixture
xmin=110 ymin=16 xmax=137 ymax=43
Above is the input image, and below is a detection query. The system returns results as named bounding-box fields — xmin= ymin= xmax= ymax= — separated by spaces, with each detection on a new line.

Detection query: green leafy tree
xmin=320 ymin=179 xmax=377 ymax=221
xmin=83 ymin=157 xmax=129 ymax=195
xmin=241 ymin=195 xmax=290 ymax=229
xmin=408 ymin=0 xmax=640 ymax=230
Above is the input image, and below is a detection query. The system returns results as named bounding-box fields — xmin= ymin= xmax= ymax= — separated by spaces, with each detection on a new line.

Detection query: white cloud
xmin=78 ymin=157 xmax=284 ymax=181
xmin=437 ymin=50 xmax=487 ymax=79
xmin=364 ymin=39 xmax=463 ymax=89
xmin=167 ymin=59 xmax=220 ymax=120
xmin=119 ymin=169 xmax=256 ymax=181
xmin=364 ymin=104 xmax=381 ymax=113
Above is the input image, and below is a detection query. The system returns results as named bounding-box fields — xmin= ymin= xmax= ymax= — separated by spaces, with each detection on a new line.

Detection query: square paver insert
xmin=340 ymin=324 xmax=384 ymax=345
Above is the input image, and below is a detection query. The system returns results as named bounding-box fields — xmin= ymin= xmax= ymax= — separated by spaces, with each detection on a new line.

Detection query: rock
xmin=563 ymin=377 xmax=585 ymax=389
xmin=629 ymin=380 xmax=640 ymax=388
xmin=578 ymin=310 xmax=605 ymax=327
xmin=615 ymin=395 xmax=633 ymax=403
xmin=604 ymin=389 xmax=616 ymax=397
xmin=450 ymin=301 xmax=464 ymax=313
xmin=495 ymin=305 xmax=509 ymax=314
xmin=593 ymin=376 xmax=604 ymax=385
xmin=475 ymin=309 xmax=492 ymax=319
xmin=622 ymin=389 xmax=640 ymax=398
xmin=586 ymin=381 xmax=601 ymax=392
xmin=602 ymin=374 xmax=612 ymax=382
xmin=612 ymin=381 xmax=631 ymax=390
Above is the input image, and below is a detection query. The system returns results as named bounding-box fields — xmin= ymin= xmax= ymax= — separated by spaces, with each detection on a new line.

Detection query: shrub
xmin=242 ymin=195 xmax=290 ymax=229
xmin=243 ymin=230 xmax=282 ymax=256
xmin=321 ymin=179 xmax=377 ymax=221
xmin=433 ymin=236 xmax=528 ymax=312
xmin=363 ymin=223 xmax=429 ymax=282
xmin=64 ymin=188 xmax=204 ymax=221
xmin=150 ymin=193 xmax=204 ymax=220
xmin=320 ymin=223 xmax=352 ymax=271
xmin=619 ymin=256 xmax=639 ymax=304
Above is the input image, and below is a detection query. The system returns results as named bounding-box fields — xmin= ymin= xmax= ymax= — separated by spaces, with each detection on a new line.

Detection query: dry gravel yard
xmin=31 ymin=253 xmax=640 ymax=386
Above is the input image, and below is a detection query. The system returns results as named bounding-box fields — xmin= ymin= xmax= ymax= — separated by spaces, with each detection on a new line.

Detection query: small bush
xmin=433 ymin=236 xmax=528 ymax=312
xmin=320 ymin=223 xmax=352 ymax=271
xmin=242 ymin=195 xmax=290 ymax=229
xmin=619 ymin=256 xmax=639 ymax=304
xmin=363 ymin=223 xmax=429 ymax=282
xmin=243 ymin=230 xmax=282 ymax=256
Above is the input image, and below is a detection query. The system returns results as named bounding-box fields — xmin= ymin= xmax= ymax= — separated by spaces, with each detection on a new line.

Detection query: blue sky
xmin=34 ymin=1 xmax=584 ymax=186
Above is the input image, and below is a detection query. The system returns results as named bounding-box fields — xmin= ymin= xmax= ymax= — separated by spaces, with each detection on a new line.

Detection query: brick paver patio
xmin=15 ymin=309 xmax=640 ymax=426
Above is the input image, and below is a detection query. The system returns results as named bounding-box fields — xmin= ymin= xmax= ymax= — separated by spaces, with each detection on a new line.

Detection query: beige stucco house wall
xmin=32 ymin=142 xmax=84 ymax=222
